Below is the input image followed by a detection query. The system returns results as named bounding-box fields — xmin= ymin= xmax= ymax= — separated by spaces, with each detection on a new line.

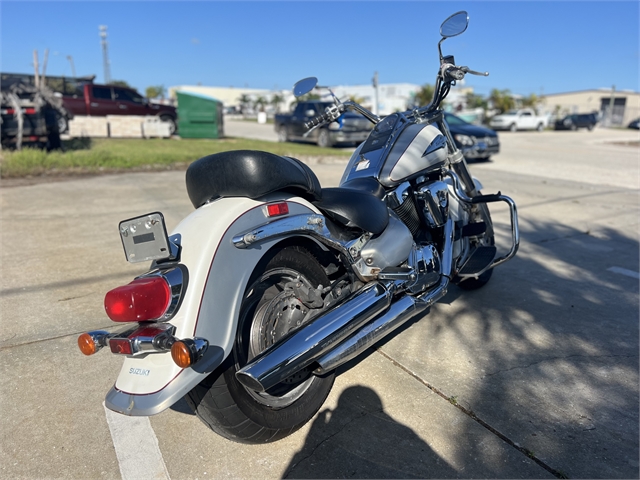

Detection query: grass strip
xmin=0 ymin=137 xmax=351 ymax=178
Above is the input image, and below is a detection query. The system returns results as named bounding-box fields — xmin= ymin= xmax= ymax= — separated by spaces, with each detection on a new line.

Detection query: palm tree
xmin=489 ymin=89 xmax=515 ymax=114
xmin=413 ymin=84 xmax=435 ymax=107
xmin=254 ymin=96 xmax=267 ymax=113
xmin=270 ymin=93 xmax=284 ymax=113
xmin=237 ymin=94 xmax=252 ymax=117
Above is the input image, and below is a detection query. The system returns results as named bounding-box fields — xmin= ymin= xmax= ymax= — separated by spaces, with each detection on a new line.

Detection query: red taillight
xmin=266 ymin=202 xmax=289 ymax=217
xmin=24 ymin=108 xmax=36 ymax=114
xmin=104 ymin=277 xmax=171 ymax=322
xmin=5 ymin=109 xmax=15 ymax=115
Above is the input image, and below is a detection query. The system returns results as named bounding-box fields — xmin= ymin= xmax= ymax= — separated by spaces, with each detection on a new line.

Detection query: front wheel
xmin=277 ymin=124 xmax=288 ymax=142
xmin=453 ymin=216 xmax=495 ymax=291
xmin=536 ymin=123 xmax=544 ymax=132
xmin=509 ymin=123 xmax=518 ymax=132
xmin=185 ymin=246 xmax=335 ymax=443
xmin=317 ymin=128 xmax=333 ymax=148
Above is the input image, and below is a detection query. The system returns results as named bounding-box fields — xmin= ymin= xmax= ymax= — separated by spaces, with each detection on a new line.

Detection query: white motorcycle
xmin=79 ymin=11 xmax=518 ymax=443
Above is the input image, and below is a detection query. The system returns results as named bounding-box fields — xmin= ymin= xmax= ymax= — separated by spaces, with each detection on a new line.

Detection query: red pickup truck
xmin=61 ymin=83 xmax=178 ymax=134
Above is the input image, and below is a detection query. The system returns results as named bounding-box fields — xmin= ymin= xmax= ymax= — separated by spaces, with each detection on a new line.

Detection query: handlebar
xmin=304 ymin=104 xmax=345 ymax=129
xmin=442 ymin=64 xmax=489 ymax=82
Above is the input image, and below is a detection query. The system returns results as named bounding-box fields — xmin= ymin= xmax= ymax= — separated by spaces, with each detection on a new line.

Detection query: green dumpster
xmin=176 ymin=91 xmax=224 ymax=139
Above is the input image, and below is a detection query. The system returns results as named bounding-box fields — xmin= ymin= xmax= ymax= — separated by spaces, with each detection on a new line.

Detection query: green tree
xmin=237 ymin=94 xmax=252 ymax=117
xmin=521 ymin=93 xmax=539 ymax=109
xmin=414 ymin=84 xmax=435 ymax=107
xmin=348 ymin=94 xmax=367 ymax=105
xmin=465 ymin=92 xmax=487 ymax=110
xmin=270 ymin=93 xmax=284 ymax=113
xmin=296 ymin=92 xmax=321 ymax=102
xmin=254 ymin=96 xmax=267 ymax=112
xmin=489 ymin=89 xmax=515 ymax=113
xmin=145 ymin=85 xmax=165 ymax=100
xmin=109 ymin=80 xmax=131 ymax=88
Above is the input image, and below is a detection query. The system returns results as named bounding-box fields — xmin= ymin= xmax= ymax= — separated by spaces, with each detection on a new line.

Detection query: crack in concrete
xmin=0 ymin=325 xmax=118 ymax=351
xmin=484 ymin=353 xmax=639 ymax=378
xmin=376 ymin=349 xmax=569 ymax=479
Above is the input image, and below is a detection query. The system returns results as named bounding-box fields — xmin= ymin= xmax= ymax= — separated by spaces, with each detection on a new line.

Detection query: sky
xmin=1 ymin=1 xmax=638 ymax=98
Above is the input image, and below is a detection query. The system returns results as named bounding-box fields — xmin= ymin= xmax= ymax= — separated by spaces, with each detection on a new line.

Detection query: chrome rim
xmin=244 ymin=268 xmax=317 ymax=407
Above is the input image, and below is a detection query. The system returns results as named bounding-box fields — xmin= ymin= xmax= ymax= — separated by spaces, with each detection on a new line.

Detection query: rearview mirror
xmin=293 ymin=77 xmax=318 ymax=97
xmin=440 ymin=11 xmax=469 ymax=38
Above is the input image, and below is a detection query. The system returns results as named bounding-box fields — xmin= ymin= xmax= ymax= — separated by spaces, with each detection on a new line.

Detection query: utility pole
xmin=41 ymin=48 xmax=49 ymax=86
xmin=607 ymin=85 xmax=616 ymax=126
xmin=372 ymin=71 xmax=379 ymax=116
xmin=67 ymin=55 xmax=77 ymax=78
xmin=33 ymin=50 xmax=40 ymax=88
xmin=99 ymin=25 xmax=111 ymax=84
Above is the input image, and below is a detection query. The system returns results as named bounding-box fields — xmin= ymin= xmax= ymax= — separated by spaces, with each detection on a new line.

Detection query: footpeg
xmin=461 ymin=222 xmax=486 ymax=238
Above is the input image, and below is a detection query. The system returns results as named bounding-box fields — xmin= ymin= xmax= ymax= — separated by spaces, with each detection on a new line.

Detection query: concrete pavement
xmin=1 ymin=128 xmax=638 ymax=479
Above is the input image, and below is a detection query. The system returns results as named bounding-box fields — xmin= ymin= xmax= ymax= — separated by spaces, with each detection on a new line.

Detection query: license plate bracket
xmin=119 ymin=212 xmax=172 ymax=263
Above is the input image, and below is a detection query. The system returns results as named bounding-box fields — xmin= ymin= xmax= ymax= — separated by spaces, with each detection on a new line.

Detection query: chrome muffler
xmin=235 ymin=281 xmax=394 ymax=392
xmin=235 ymin=218 xmax=455 ymax=393
xmin=315 ymin=276 xmax=448 ymax=374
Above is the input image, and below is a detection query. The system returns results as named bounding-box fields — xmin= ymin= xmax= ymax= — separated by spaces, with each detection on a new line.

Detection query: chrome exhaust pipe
xmin=235 ymin=281 xmax=394 ymax=392
xmin=236 ymin=218 xmax=456 ymax=393
xmin=315 ymin=219 xmax=453 ymax=374
xmin=314 ymin=276 xmax=449 ymax=374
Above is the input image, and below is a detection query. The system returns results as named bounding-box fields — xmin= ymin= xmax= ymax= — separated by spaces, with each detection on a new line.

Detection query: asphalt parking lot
xmin=1 ymin=126 xmax=638 ymax=479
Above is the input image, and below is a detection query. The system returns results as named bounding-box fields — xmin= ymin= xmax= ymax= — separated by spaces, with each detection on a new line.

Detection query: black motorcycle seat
xmin=185 ymin=150 xmax=322 ymax=208
xmin=314 ymin=188 xmax=389 ymax=235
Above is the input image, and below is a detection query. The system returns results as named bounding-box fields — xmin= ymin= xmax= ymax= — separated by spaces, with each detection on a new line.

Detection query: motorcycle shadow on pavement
xmin=282 ymin=385 xmax=457 ymax=479
xmin=395 ymin=220 xmax=639 ymax=478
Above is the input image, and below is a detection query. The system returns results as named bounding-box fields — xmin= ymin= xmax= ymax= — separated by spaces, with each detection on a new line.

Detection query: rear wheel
xmin=185 ymin=246 xmax=335 ymax=443
xmin=57 ymin=113 xmax=69 ymax=134
xmin=509 ymin=123 xmax=517 ymax=132
xmin=160 ymin=115 xmax=177 ymax=135
xmin=536 ymin=123 xmax=544 ymax=132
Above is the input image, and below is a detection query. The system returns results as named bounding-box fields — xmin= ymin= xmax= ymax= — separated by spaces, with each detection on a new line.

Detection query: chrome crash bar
xmin=445 ymin=169 xmax=519 ymax=274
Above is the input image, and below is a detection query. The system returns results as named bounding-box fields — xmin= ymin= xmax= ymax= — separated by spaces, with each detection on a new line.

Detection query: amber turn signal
xmin=78 ymin=333 xmax=98 ymax=356
xmin=171 ymin=341 xmax=192 ymax=368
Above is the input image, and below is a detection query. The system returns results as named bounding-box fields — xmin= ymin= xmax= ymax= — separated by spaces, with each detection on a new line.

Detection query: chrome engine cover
xmin=357 ymin=213 xmax=413 ymax=276
xmin=416 ymin=180 xmax=450 ymax=228
xmin=406 ymin=243 xmax=441 ymax=293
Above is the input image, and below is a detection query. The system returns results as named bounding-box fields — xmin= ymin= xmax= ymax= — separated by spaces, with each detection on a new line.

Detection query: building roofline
xmin=545 ymin=88 xmax=640 ymax=97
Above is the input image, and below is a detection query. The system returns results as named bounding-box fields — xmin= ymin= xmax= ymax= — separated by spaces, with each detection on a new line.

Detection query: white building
xmin=169 ymin=83 xmax=425 ymax=116
xmin=541 ymin=89 xmax=640 ymax=126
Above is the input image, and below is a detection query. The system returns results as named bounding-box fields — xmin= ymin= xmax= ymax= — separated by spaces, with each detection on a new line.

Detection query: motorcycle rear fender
xmin=106 ymin=194 xmax=323 ymax=416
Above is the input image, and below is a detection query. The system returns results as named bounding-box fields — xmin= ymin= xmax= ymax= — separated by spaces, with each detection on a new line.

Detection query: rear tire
xmin=185 ymin=246 xmax=335 ymax=443
xmin=160 ymin=115 xmax=177 ymax=135
xmin=509 ymin=123 xmax=517 ymax=132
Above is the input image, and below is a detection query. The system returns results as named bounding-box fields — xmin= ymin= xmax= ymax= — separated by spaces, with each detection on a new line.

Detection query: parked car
xmin=275 ymin=101 xmax=372 ymax=147
xmin=61 ymin=83 xmax=178 ymax=134
xmin=489 ymin=108 xmax=548 ymax=132
xmin=627 ymin=118 xmax=640 ymax=130
xmin=554 ymin=113 xmax=598 ymax=131
xmin=444 ymin=112 xmax=499 ymax=162
xmin=1 ymin=84 xmax=63 ymax=150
